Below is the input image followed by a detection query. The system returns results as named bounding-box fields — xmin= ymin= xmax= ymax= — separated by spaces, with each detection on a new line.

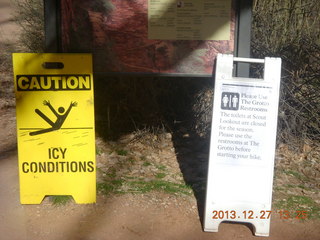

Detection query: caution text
xmin=16 ymin=75 xmax=91 ymax=91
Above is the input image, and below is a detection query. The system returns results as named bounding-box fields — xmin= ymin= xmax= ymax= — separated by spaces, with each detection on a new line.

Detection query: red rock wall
xmin=60 ymin=0 xmax=235 ymax=74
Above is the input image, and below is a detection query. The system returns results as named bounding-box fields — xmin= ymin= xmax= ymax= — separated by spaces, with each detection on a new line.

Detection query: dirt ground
xmin=1 ymin=1 xmax=320 ymax=240
xmin=1 ymin=108 xmax=320 ymax=240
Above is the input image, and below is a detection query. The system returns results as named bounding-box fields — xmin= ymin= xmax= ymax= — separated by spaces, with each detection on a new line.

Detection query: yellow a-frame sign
xmin=13 ymin=53 xmax=96 ymax=204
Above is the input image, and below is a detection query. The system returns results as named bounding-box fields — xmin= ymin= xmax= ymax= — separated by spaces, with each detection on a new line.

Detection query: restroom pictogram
xmin=221 ymin=92 xmax=240 ymax=110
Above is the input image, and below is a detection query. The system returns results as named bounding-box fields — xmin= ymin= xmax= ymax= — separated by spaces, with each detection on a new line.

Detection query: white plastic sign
xmin=204 ymin=54 xmax=281 ymax=236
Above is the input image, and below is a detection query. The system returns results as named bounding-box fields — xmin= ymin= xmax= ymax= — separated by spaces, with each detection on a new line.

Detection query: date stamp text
xmin=212 ymin=210 xmax=308 ymax=220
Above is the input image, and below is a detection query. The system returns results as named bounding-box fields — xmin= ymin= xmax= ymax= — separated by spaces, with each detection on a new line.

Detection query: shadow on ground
xmin=93 ymin=75 xmax=214 ymax=224
xmin=171 ymin=128 xmax=210 ymax=226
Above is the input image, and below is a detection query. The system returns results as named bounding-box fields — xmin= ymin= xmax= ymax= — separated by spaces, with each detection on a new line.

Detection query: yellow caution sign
xmin=13 ymin=53 xmax=96 ymax=204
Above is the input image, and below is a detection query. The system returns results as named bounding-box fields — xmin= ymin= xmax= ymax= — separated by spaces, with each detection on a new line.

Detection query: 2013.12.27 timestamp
xmin=212 ymin=210 xmax=308 ymax=220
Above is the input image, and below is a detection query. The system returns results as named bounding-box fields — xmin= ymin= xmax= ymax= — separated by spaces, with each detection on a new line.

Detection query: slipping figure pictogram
xmin=30 ymin=100 xmax=77 ymax=136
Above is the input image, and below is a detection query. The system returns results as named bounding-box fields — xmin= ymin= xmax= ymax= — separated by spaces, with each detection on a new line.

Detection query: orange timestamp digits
xmin=212 ymin=210 xmax=308 ymax=220
xmin=212 ymin=210 xmax=272 ymax=220
xmin=278 ymin=210 xmax=308 ymax=220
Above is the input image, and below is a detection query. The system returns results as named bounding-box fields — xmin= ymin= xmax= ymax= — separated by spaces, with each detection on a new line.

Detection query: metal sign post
xmin=204 ymin=54 xmax=281 ymax=236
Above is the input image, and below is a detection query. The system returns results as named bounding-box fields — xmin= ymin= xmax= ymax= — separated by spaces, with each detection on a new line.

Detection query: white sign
xmin=204 ymin=54 xmax=281 ymax=237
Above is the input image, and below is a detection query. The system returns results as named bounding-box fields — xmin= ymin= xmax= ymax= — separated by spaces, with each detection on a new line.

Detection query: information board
xmin=13 ymin=53 xmax=96 ymax=204
xmin=204 ymin=54 xmax=281 ymax=236
xmin=148 ymin=0 xmax=231 ymax=40
xmin=60 ymin=0 xmax=236 ymax=75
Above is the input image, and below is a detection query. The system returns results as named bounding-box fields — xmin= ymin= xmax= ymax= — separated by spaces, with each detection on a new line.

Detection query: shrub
xmin=252 ymin=0 xmax=320 ymax=146
xmin=13 ymin=0 xmax=44 ymax=52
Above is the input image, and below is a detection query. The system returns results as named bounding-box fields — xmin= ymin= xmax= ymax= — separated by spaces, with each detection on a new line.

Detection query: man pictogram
xmin=30 ymin=100 xmax=77 ymax=136
xmin=232 ymin=94 xmax=239 ymax=108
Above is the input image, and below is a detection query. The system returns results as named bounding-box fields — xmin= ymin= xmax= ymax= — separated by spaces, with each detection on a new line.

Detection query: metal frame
xmin=44 ymin=0 xmax=60 ymax=53
xmin=234 ymin=0 xmax=253 ymax=77
xmin=44 ymin=0 xmax=253 ymax=77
